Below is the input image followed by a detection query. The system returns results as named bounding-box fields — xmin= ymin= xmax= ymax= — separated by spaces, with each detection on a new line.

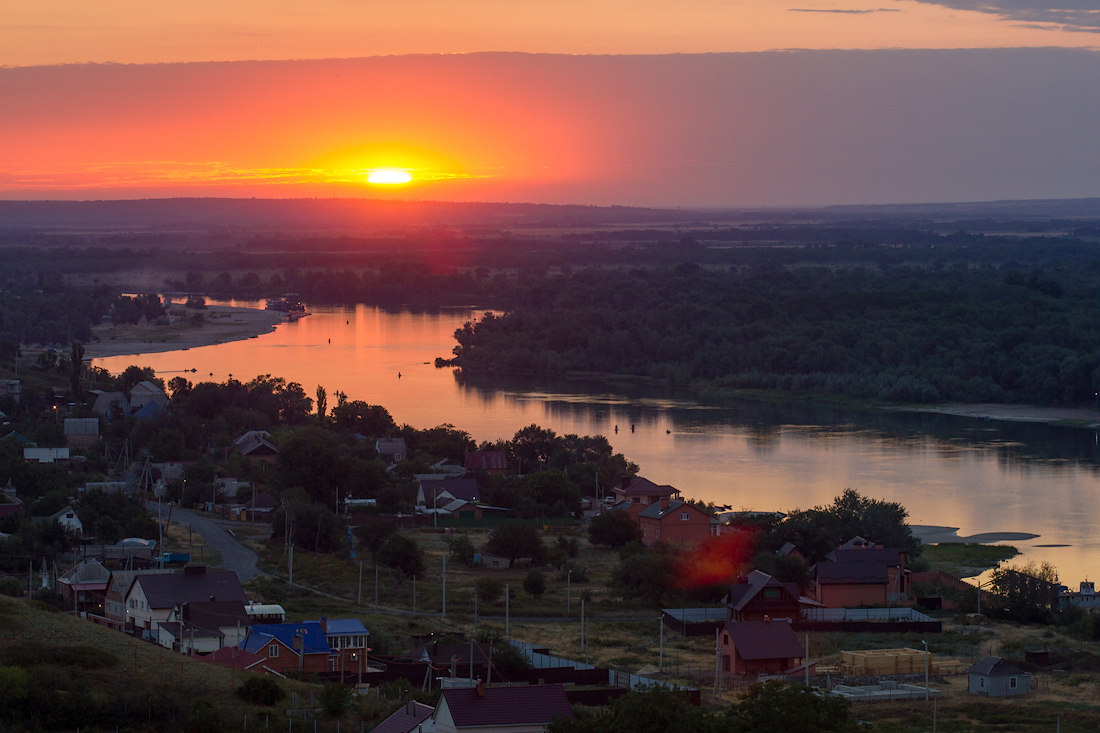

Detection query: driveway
xmin=147 ymin=502 xmax=265 ymax=581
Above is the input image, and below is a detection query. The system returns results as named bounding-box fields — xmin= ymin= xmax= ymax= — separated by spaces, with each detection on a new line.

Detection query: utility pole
xmin=505 ymin=583 xmax=510 ymax=636
xmin=358 ymin=561 xmax=363 ymax=605
xmin=442 ymin=555 xmax=447 ymax=620
xmin=659 ymin=614 xmax=664 ymax=673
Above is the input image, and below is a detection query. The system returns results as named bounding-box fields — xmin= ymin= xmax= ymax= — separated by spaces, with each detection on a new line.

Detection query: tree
xmin=354 ymin=516 xmax=397 ymax=556
xmin=315 ymin=385 xmax=328 ymax=425
xmin=989 ymin=561 xmax=1060 ymax=622
xmin=588 ymin=510 xmax=642 ymax=548
xmin=731 ymin=681 xmax=856 ymax=732
xmin=523 ymin=568 xmax=547 ymax=598
xmin=485 ymin=522 xmax=546 ymax=567
xmin=69 ymin=341 xmax=84 ymax=400
xmin=375 ymin=534 xmax=425 ymax=577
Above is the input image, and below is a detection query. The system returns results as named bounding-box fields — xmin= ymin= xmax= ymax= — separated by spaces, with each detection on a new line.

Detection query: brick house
xmin=242 ymin=621 xmax=334 ymax=675
xmin=812 ymin=544 xmax=910 ymax=607
xmin=723 ymin=570 xmax=804 ymax=622
xmin=611 ymin=476 xmax=680 ymax=507
xmin=637 ymin=498 xmax=717 ymax=548
xmin=720 ymin=619 xmax=805 ymax=675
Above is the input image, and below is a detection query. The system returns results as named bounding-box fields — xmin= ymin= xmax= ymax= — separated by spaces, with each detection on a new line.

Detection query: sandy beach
xmin=911 ymin=524 xmax=1039 ymax=545
xmin=83 ymin=304 xmax=289 ymax=359
xmin=893 ymin=403 xmax=1100 ymax=428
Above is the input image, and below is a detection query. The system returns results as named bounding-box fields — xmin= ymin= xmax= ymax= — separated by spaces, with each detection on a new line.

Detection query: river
xmin=93 ymin=303 xmax=1100 ymax=587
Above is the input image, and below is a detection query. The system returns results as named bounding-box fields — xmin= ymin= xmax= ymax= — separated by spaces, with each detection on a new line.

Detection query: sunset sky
xmin=2 ymin=1 xmax=1099 ymax=206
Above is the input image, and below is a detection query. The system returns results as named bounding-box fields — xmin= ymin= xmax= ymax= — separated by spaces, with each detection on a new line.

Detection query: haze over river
xmin=95 ymin=303 xmax=1100 ymax=587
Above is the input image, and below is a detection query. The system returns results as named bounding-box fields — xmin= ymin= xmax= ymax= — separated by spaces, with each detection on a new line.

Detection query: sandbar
xmin=83 ymin=304 xmax=288 ymax=359
xmin=911 ymin=524 xmax=1039 ymax=545
xmin=893 ymin=403 xmax=1100 ymax=428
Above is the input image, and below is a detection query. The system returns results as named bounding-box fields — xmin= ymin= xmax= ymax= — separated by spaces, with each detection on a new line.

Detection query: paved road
xmin=146 ymin=502 xmax=264 ymax=581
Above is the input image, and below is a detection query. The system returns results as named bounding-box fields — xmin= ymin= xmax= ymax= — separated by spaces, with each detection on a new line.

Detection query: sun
xmin=366 ymin=168 xmax=413 ymax=185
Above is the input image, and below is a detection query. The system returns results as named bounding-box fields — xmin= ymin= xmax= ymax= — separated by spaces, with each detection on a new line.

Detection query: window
xmin=269 ymin=644 xmax=279 ymax=658
xmin=680 ymin=512 xmax=689 ymax=521
xmin=1009 ymin=677 xmax=1017 ymax=689
xmin=979 ymin=678 xmax=985 ymax=688
xmin=763 ymin=588 xmax=780 ymax=600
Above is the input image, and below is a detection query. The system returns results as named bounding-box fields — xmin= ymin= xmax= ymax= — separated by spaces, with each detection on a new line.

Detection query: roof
xmin=182 ymin=600 xmax=251 ymax=630
xmin=305 ymin=618 xmax=368 ymax=636
xmin=828 ymin=548 xmax=904 ymax=565
xmin=420 ymin=477 xmax=479 ymax=503
xmin=104 ymin=568 xmax=174 ymax=598
xmin=464 ymin=450 xmax=508 ymax=471
xmin=970 ymin=656 xmax=1029 ymax=677
xmin=371 ymin=701 xmax=435 ymax=733
xmin=376 ymin=438 xmax=408 ymax=456
xmin=723 ymin=620 xmax=804 ymax=661
xmin=724 ymin=570 xmax=800 ymax=611
xmin=243 ymin=622 xmax=331 ymax=655
xmin=636 ymin=499 xmax=709 ymax=521
xmin=132 ymin=569 xmax=247 ymax=609
xmin=204 ymin=646 xmax=267 ymax=670
xmin=439 ymin=684 xmax=573 ymax=728
xmin=234 ymin=430 xmax=278 ymax=456
xmin=58 ymin=558 xmax=111 ymax=585
xmin=615 ymin=476 xmax=680 ymax=498
xmin=815 ymin=560 xmax=889 ymax=585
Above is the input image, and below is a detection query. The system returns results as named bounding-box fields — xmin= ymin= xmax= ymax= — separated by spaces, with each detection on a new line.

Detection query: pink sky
xmin=2 ymin=2 xmax=1099 ymax=206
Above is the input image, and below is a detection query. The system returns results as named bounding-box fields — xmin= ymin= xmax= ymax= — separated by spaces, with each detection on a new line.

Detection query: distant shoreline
xmin=83 ymin=304 xmax=287 ymax=359
xmin=888 ymin=403 xmax=1100 ymax=429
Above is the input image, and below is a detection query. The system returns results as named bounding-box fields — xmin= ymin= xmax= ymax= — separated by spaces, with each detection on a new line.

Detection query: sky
xmin=2 ymin=1 xmax=1099 ymax=207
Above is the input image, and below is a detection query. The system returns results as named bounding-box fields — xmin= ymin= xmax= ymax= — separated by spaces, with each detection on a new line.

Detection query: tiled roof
xmin=440 ymin=684 xmax=573 ymax=728
xmin=815 ymin=560 xmax=888 ymax=585
xmin=371 ymin=701 xmax=435 ymax=733
xmin=204 ymin=646 xmax=267 ymax=670
xmin=420 ymin=477 xmax=479 ymax=502
xmin=183 ymin=600 xmax=251 ymax=630
xmin=243 ymin=622 xmax=331 ymax=655
xmin=724 ymin=620 xmax=804 ymax=661
xmin=306 ymin=618 xmax=368 ymax=635
xmin=134 ymin=569 xmax=247 ymax=609
xmin=465 ymin=450 xmax=508 ymax=471
xmin=637 ymin=499 xmax=704 ymax=520
xmin=615 ymin=476 xmax=679 ymax=497
xmin=724 ymin=570 xmax=800 ymax=611
xmin=970 ymin=656 xmax=1028 ymax=677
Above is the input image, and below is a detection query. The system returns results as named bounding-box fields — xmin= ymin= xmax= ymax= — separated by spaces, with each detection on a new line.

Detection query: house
xmin=723 ymin=570 xmax=804 ymax=622
xmin=433 ymin=683 xmax=574 ymax=733
xmin=203 ymin=646 xmax=268 ymax=674
xmin=88 ymin=390 xmax=128 ymax=418
xmin=63 ymin=417 xmax=100 ymax=449
xmin=720 ymin=619 xmax=805 ymax=675
xmin=244 ymin=601 xmax=286 ymax=624
xmin=125 ymin=566 xmax=247 ymax=639
xmin=102 ymin=568 xmax=173 ymax=628
xmin=1061 ymin=580 xmax=1100 ymax=610
xmin=637 ymin=498 xmax=717 ymax=548
xmin=610 ymin=476 xmax=680 ymax=507
xmin=439 ymin=499 xmax=510 ymax=522
xmin=0 ymin=485 xmax=23 ymax=521
xmin=464 ymin=450 xmax=508 ymax=475
xmin=129 ymin=380 xmax=169 ymax=413
xmin=35 ymin=504 xmax=83 ymax=536
xmin=157 ymin=599 xmax=251 ymax=654
xmin=234 ymin=430 xmax=279 ymax=460
xmin=241 ymin=621 xmax=334 ymax=675
xmin=376 ymin=437 xmax=409 ymax=463
xmin=57 ymin=558 xmax=111 ymax=614
xmin=305 ymin=617 xmax=370 ymax=674
xmin=969 ymin=656 xmax=1031 ymax=696
xmin=418 ymin=477 xmax=480 ymax=512
xmin=0 ymin=378 xmax=22 ymax=403
xmin=373 ymin=700 xmax=436 ymax=733
xmin=812 ymin=544 xmax=910 ymax=607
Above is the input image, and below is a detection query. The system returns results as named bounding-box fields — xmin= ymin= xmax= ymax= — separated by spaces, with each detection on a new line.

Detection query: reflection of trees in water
xmin=453 ymin=369 xmax=1100 ymax=472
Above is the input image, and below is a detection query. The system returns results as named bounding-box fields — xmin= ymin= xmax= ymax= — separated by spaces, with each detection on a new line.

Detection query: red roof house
xmin=720 ymin=619 xmax=805 ymax=675
xmin=433 ymin=683 xmax=574 ymax=733
xmin=611 ymin=476 xmax=680 ymax=507
xmin=723 ymin=570 xmax=804 ymax=622
xmin=465 ymin=450 xmax=508 ymax=475
xmin=813 ymin=544 xmax=910 ymax=607
xmin=637 ymin=498 xmax=716 ymax=548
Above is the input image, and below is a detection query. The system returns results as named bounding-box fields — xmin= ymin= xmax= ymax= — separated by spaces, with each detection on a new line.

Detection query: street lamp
xmin=922 ymin=639 xmax=930 ymax=700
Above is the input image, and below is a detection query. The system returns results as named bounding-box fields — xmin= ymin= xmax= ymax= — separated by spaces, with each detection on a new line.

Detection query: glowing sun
xmin=366 ymin=168 xmax=413 ymax=185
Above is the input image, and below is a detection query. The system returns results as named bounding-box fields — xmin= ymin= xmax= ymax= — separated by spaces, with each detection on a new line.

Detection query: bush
xmin=320 ymin=681 xmax=352 ymax=717
xmin=524 ymin=569 xmax=547 ymax=598
xmin=476 ymin=577 xmax=504 ymax=604
xmin=237 ymin=676 xmax=285 ymax=706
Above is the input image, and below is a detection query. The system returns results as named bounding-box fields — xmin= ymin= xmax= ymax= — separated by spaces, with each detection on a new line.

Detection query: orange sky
xmin=2 ymin=2 xmax=1099 ymax=206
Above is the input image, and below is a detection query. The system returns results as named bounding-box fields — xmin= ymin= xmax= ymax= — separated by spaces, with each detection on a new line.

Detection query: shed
xmin=969 ymin=656 xmax=1031 ymax=697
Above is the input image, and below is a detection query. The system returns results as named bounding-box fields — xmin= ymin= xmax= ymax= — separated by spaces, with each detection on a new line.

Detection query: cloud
xmin=910 ymin=1 xmax=1100 ymax=32
xmin=788 ymin=7 xmax=900 ymax=13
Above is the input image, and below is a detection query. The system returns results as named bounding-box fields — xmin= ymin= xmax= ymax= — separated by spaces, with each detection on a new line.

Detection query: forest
xmin=5 ymin=199 xmax=1100 ymax=406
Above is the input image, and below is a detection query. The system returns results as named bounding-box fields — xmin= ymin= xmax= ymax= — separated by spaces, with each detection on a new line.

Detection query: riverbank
xmin=891 ymin=403 xmax=1100 ymax=428
xmin=83 ymin=304 xmax=288 ymax=359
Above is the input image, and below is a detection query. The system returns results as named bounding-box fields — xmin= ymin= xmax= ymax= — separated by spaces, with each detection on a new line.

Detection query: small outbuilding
xmin=968 ymin=656 xmax=1031 ymax=697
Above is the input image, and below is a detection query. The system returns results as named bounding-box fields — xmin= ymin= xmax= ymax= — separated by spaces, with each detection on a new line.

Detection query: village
xmin=3 ymin=370 xmax=1100 ymax=732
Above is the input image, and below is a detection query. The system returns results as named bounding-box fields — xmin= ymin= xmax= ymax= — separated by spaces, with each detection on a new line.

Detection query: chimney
xmin=320 ymin=617 xmax=327 ymax=634
xmin=475 ymin=680 xmax=485 ymax=697
xmin=659 ymin=496 xmax=670 ymax=510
